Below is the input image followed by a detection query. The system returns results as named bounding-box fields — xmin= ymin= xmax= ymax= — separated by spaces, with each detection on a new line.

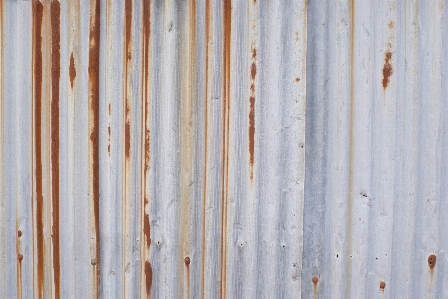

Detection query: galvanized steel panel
xmin=0 ymin=0 xmax=307 ymax=298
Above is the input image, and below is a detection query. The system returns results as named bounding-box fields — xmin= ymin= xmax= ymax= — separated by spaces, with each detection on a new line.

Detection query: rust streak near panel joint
xmin=88 ymin=0 xmax=101 ymax=295
xmin=141 ymin=0 xmax=152 ymax=297
xmin=201 ymin=1 xmax=211 ymax=298
xmin=382 ymin=43 xmax=393 ymax=89
xmin=312 ymin=277 xmax=318 ymax=299
xmin=50 ymin=1 xmax=61 ymax=298
xmin=69 ymin=52 xmax=76 ymax=89
xmin=220 ymin=1 xmax=231 ymax=299
xmin=32 ymin=1 xmax=44 ymax=298
xmin=249 ymin=47 xmax=256 ymax=181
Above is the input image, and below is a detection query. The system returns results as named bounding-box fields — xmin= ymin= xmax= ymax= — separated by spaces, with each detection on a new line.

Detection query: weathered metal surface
xmin=303 ymin=0 xmax=448 ymax=298
xmin=0 ymin=0 xmax=307 ymax=298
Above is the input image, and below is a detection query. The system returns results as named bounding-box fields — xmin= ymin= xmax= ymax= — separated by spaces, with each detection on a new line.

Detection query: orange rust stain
xmin=143 ymin=200 xmax=151 ymax=249
xmin=312 ymin=277 xmax=318 ymax=298
xmin=382 ymin=44 xmax=393 ymax=89
xmin=145 ymin=260 xmax=153 ymax=297
xmin=201 ymin=1 xmax=211 ymax=298
xmin=295 ymin=78 xmax=300 ymax=82
xmin=88 ymin=0 xmax=101 ymax=294
xmin=220 ymin=1 xmax=231 ymax=299
xmin=33 ymin=1 xmax=45 ymax=298
xmin=124 ymin=0 xmax=132 ymax=160
xmin=388 ymin=21 xmax=394 ymax=29
xmin=51 ymin=1 xmax=61 ymax=298
xmin=249 ymin=47 xmax=256 ymax=181
xmin=18 ymin=253 xmax=24 ymax=262
xmin=312 ymin=276 xmax=318 ymax=284
xmin=428 ymin=254 xmax=436 ymax=269
xmin=380 ymin=281 xmax=386 ymax=289
xmin=69 ymin=52 xmax=76 ymax=88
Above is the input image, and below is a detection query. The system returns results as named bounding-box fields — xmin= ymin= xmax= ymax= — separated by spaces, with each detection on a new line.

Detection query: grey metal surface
xmin=0 ymin=0 xmax=307 ymax=298
xmin=303 ymin=0 xmax=448 ymax=298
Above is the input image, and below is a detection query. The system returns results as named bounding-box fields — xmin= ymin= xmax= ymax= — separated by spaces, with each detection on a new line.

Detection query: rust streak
xmin=382 ymin=44 xmax=393 ymax=89
xmin=220 ymin=1 xmax=231 ymax=299
xmin=69 ymin=52 xmax=76 ymax=89
xmin=312 ymin=277 xmax=318 ymax=299
xmin=145 ymin=261 xmax=153 ymax=296
xmin=185 ymin=257 xmax=191 ymax=299
xmin=88 ymin=0 xmax=101 ymax=295
xmin=201 ymin=1 xmax=211 ymax=298
xmin=50 ymin=1 xmax=61 ymax=298
xmin=249 ymin=47 xmax=256 ymax=181
xmin=124 ymin=0 xmax=132 ymax=159
xmin=32 ymin=1 xmax=44 ymax=298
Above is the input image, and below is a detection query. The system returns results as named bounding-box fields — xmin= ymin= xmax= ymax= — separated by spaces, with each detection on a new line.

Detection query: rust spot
xmin=18 ymin=230 xmax=22 ymax=237
xmin=108 ymin=126 xmax=111 ymax=154
xmin=143 ymin=200 xmax=151 ymax=249
xmin=388 ymin=21 xmax=394 ymax=29
xmin=248 ymin=47 xmax=256 ymax=181
xmin=250 ymin=60 xmax=256 ymax=81
xmin=184 ymin=256 xmax=191 ymax=266
xmin=295 ymin=78 xmax=300 ymax=82
xmin=88 ymin=0 xmax=101 ymax=294
xmin=145 ymin=260 xmax=153 ymax=297
xmin=50 ymin=2 xmax=61 ymax=298
xmin=312 ymin=277 xmax=318 ymax=285
xmin=380 ymin=281 xmax=386 ymax=289
xmin=69 ymin=52 xmax=76 ymax=88
xmin=382 ymin=44 xmax=393 ymax=89
xmin=428 ymin=254 xmax=436 ymax=269
xmin=18 ymin=253 xmax=23 ymax=262
xmin=125 ymin=121 xmax=130 ymax=158
xmin=32 ymin=1 xmax=44 ymax=297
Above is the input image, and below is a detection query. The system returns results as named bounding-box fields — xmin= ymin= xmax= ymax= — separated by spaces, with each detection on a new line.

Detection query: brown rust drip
xmin=124 ymin=0 xmax=132 ymax=159
xmin=249 ymin=47 xmax=256 ymax=181
xmin=145 ymin=261 xmax=153 ymax=297
xmin=88 ymin=0 xmax=101 ymax=295
xmin=220 ymin=1 xmax=231 ymax=299
xmin=312 ymin=277 xmax=318 ymax=298
xmin=32 ymin=1 xmax=44 ymax=298
xmin=382 ymin=43 xmax=393 ymax=89
xmin=69 ymin=52 xmax=76 ymax=89
xmin=50 ymin=1 xmax=61 ymax=298
xmin=428 ymin=254 xmax=436 ymax=269
xmin=380 ymin=281 xmax=386 ymax=289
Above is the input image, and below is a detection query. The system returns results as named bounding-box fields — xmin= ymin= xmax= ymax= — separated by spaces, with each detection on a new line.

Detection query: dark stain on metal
xmin=388 ymin=21 xmax=394 ymax=29
xmin=312 ymin=276 xmax=318 ymax=285
xmin=201 ymin=1 xmax=211 ymax=298
xmin=428 ymin=254 xmax=436 ymax=269
xmin=249 ymin=47 xmax=256 ymax=181
xmin=51 ymin=1 xmax=61 ymax=298
xmin=18 ymin=230 xmax=22 ymax=237
xmin=124 ymin=0 xmax=132 ymax=160
xmin=295 ymin=78 xmax=300 ymax=82
xmin=88 ymin=0 xmax=101 ymax=295
xmin=184 ymin=256 xmax=191 ymax=266
xmin=380 ymin=281 xmax=386 ymax=289
xmin=145 ymin=261 xmax=153 ymax=297
xmin=220 ymin=1 xmax=232 ymax=298
xmin=382 ymin=43 xmax=393 ymax=89
xmin=18 ymin=253 xmax=23 ymax=262
xmin=32 ymin=1 xmax=44 ymax=298
xmin=69 ymin=52 xmax=76 ymax=89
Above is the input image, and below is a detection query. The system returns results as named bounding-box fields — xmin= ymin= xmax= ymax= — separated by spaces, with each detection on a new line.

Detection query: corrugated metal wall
xmin=0 ymin=0 xmax=307 ymax=298
xmin=1 ymin=0 xmax=447 ymax=298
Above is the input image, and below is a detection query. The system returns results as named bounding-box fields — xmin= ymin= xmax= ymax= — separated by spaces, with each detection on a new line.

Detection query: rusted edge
xmin=201 ymin=1 xmax=210 ymax=298
xmin=50 ymin=1 xmax=61 ymax=298
xmin=32 ymin=1 xmax=45 ymax=298
xmin=249 ymin=47 xmax=256 ymax=181
xmin=69 ymin=52 xmax=76 ymax=89
xmin=88 ymin=0 xmax=101 ymax=295
xmin=220 ymin=1 xmax=231 ymax=299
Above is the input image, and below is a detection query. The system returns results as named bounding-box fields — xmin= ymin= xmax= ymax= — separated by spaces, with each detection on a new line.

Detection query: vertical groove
xmin=32 ymin=1 xmax=44 ymax=298
xmin=141 ymin=0 xmax=152 ymax=297
xmin=220 ymin=1 xmax=231 ymax=298
xmin=201 ymin=1 xmax=210 ymax=298
xmin=88 ymin=0 xmax=101 ymax=296
xmin=50 ymin=2 xmax=61 ymax=298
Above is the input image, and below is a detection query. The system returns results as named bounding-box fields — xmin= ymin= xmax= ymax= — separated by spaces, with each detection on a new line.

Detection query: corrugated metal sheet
xmin=0 ymin=0 xmax=307 ymax=298
xmin=303 ymin=1 xmax=448 ymax=298
xmin=2 ymin=0 xmax=447 ymax=298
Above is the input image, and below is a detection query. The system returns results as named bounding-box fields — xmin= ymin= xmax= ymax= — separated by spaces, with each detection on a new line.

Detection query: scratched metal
xmin=303 ymin=1 xmax=448 ymax=299
xmin=0 ymin=0 xmax=307 ymax=298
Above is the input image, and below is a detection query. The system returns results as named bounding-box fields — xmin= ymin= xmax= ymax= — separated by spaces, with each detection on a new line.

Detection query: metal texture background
xmin=0 ymin=0 xmax=307 ymax=298
xmin=1 ymin=0 xmax=448 ymax=299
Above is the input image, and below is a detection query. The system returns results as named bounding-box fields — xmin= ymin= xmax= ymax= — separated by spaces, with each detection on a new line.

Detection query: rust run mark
xmin=88 ymin=0 xmax=101 ymax=295
xmin=124 ymin=0 xmax=132 ymax=160
xmin=249 ymin=47 xmax=256 ymax=181
xmin=428 ymin=254 xmax=436 ymax=269
xmin=380 ymin=281 xmax=386 ymax=289
xmin=69 ymin=52 xmax=76 ymax=88
xmin=51 ymin=1 xmax=61 ymax=298
xmin=382 ymin=43 xmax=393 ymax=89
xmin=145 ymin=261 xmax=153 ymax=297
xmin=32 ymin=1 xmax=44 ymax=298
